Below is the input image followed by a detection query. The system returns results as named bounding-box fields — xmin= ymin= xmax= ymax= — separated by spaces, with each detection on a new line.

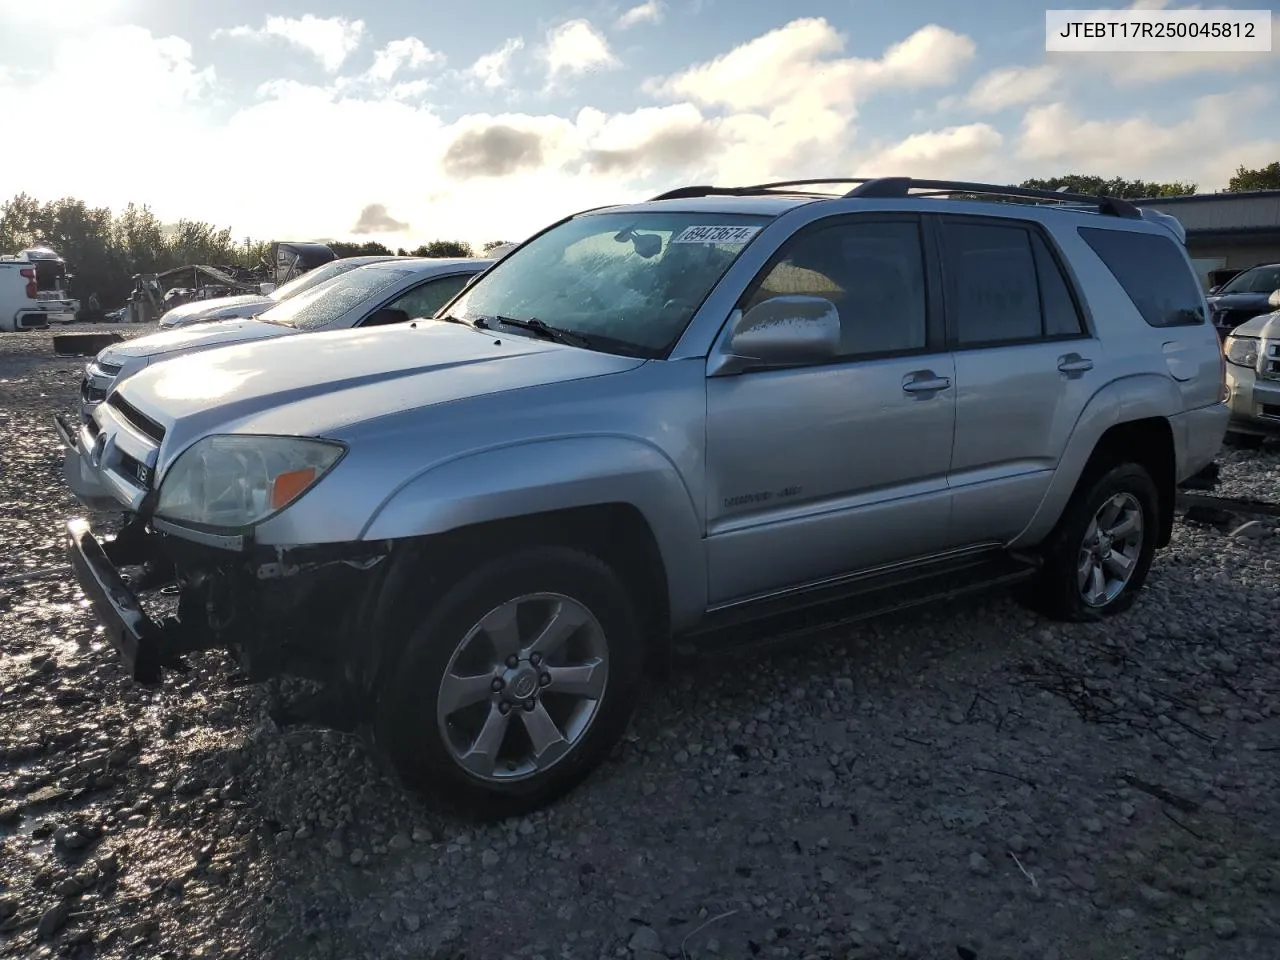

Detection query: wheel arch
xmin=1012 ymin=375 xmax=1180 ymax=549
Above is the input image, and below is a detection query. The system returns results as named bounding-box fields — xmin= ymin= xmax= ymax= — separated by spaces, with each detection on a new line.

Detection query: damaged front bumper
xmin=64 ymin=516 xmax=395 ymax=724
xmin=55 ymin=412 xmax=118 ymax=510
xmin=66 ymin=518 xmax=171 ymax=683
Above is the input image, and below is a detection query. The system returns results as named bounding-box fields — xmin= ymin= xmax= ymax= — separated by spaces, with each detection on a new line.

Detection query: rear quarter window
xmin=1077 ymin=226 xmax=1205 ymax=328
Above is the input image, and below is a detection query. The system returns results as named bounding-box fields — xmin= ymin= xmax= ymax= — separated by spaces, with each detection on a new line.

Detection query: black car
xmin=1206 ymin=262 xmax=1280 ymax=339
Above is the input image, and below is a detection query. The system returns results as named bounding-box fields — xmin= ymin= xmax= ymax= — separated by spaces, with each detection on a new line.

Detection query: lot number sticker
xmin=671 ymin=225 xmax=762 ymax=245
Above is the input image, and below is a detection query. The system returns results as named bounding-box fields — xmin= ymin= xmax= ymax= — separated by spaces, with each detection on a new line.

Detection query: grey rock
xmin=1138 ymin=884 xmax=1173 ymax=910
xmin=1212 ymin=917 xmax=1238 ymax=939
xmin=349 ymin=848 xmax=366 ymax=866
xmin=403 ymin=913 xmax=421 ymax=933
xmin=388 ymin=832 xmax=412 ymax=852
xmin=37 ymin=902 xmax=71 ymax=939
xmin=968 ymin=852 xmax=992 ymax=876
xmin=628 ymin=926 xmax=663 ymax=953
xmin=481 ymin=849 xmax=501 ymax=868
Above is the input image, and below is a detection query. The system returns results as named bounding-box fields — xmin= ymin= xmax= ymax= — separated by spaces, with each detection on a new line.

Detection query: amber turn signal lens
xmin=269 ymin=466 xmax=318 ymax=510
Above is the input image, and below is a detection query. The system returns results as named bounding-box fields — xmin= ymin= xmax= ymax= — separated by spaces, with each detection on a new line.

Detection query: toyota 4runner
xmin=63 ymin=177 xmax=1228 ymax=817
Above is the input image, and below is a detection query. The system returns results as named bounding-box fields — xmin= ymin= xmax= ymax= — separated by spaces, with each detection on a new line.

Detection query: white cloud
xmin=1017 ymin=87 xmax=1279 ymax=187
xmin=963 ymin=64 xmax=1061 ymax=112
xmin=856 ymin=124 xmax=1006 ymax=179
xmin=7 ymin=14 xmax=1278 ymax=255
xmin=465 ymin=38 xmax=525 ymax=90
xmin=366 ymin=37 xmax=444 ymax=83
xmin=616 ymin=2 xmax=665 ymax=29
xmin=216 ymin=15 xmax=366 ymax=72
xmin=543 ymin=20 xmax=620 ymax=82
xmin=648 ymin=19 xmax=975 ymax=112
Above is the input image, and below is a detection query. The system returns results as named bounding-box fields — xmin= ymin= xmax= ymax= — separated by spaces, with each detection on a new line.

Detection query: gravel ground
xmin=2 ymin=326 xmax=1279 ymax=960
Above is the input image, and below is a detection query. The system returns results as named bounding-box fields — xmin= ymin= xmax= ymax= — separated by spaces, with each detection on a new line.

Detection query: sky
xmin=0 ymin=0 xmax=1276 ymax=250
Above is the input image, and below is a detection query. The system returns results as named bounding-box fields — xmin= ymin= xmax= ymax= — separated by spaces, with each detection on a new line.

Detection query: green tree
xmin=329 ymin=240 xmax=394 ymax=258
xmin=483 ymin=239 xmax=514 ymax=252
xmin=1018 ymin=175 xmax=1197 ymax=199
xmin=1227 ymin=161 xmax=1280 ymax=192
xmin=411 ymin=239 xmax=474 ymax=258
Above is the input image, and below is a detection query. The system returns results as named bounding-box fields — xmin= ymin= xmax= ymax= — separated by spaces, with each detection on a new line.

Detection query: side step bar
xmin=676 ymin=550 xmax=1040 ymax=659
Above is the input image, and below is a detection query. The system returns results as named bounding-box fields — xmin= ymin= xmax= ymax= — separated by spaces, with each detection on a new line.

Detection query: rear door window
xmin=940 ymin=220 xmax=1087 ymax=346
xmin=1078 ymin=227 xmax=1205 ymax=328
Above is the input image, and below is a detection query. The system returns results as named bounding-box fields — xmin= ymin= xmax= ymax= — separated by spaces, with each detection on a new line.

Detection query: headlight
xmin=155 ymin=435 xmax=345 ymax=529
xmin=1224 ymin=335 xmax=1258 ymax=368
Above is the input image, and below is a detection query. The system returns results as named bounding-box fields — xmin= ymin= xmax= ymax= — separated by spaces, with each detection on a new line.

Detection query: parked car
xmin=158 ymin=255 xmax=403 ymax=330
xmin=1206 ymin=262 xmax=1280 ymax=339
xmin=63 ymin=177 xmax=1226 ymax=817
xmin=57 ymin=257 xmax=490 ymax=506
xmin=1223 ymin=309 xmax=1280 ymax=443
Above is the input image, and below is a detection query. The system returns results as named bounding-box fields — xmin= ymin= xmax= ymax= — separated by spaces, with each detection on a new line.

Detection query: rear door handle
xmin=902 ymin=372 xmax=952 ymax=394
xmin=1057 ymin=354 xmax=1094 ymax=375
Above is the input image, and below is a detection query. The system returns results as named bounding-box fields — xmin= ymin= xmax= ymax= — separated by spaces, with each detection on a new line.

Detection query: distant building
xmin=1133 ymin=190 xmax=1280 ymax=289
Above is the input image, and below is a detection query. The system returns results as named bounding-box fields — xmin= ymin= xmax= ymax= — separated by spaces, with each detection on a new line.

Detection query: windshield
xmin=1220 ymin=265 xmax=1280 ymax=294
xmin=268 ymin=257 xmax=393 ymax=302
xmin=257 ymin=266 xmax=414 ymax=331
xmin=447 ymin=211 xmax=773 ymax=357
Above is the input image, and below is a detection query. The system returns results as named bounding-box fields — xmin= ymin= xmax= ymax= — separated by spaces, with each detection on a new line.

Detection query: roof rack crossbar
xmin=845 ymin=178 xmax=1142 ymax=218
xmin=648 ymin=179 xmax=878 ymax=202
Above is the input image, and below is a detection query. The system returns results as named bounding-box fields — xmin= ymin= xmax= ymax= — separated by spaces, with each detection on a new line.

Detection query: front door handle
xmin=902 ymin=371 xmax=952 ymax=395
xmin=1057 ymin=354 xmax=1094 ymax=375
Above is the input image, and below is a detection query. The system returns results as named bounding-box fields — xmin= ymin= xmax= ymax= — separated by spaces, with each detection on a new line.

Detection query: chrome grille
xmin=1264 ymin=342 xmax=1280 ymax=381
xmin=106 ymin=393 xmax=166 ymax=445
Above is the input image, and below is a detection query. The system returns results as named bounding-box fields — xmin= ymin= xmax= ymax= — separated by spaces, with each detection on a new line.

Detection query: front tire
xmin=374 ymin=546 xmax=644 ymax=818
xmin=1023 ymin=462 xmax=1159 ymax=622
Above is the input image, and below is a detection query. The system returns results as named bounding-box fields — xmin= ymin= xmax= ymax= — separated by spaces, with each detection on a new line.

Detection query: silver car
xmin=58 ymin=257 xmax=490 ymax=507
xmin=1223 ymin=310 xmax=1280 ymax=443
xmin=63 ymin=177 xmax=1226 ymax=817
xmin=157 ymin=255 xmax=401 ymax=330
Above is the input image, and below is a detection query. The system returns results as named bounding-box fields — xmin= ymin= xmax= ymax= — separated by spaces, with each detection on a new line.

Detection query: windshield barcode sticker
xmin=671 ymin=225 xmax=762 ymax=245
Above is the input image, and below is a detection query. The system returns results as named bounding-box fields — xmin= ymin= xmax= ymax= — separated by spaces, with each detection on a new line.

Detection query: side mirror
xmin=363 ymin=307 xmax=411 ymax=328
xmin=1268 ymin=289 xmax=1280 ymax=309
xmin=708 ymin=295 xmax=841 ymax=377
xmin=1208 ymin=285 xmax=1220 ymax=295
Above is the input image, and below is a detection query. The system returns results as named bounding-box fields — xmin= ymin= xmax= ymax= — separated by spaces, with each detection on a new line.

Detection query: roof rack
xmin=648 ymin=177 xmax=1142 ymax=219
xmin=648 ymin=179 xmax=877 ymax=201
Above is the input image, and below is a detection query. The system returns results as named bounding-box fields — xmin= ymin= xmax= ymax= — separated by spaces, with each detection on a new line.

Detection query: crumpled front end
xmin=65 ymin=512 xmax=398 ymax=727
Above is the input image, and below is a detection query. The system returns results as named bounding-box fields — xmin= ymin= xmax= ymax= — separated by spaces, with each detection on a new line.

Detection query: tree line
xmin=3 ymin=162 xmax=1276 ymax=306
xmin=0 ymin=194 xmax=483 ymax=307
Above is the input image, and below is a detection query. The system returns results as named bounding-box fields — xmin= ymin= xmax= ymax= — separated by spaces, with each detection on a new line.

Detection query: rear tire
xmin=1021 ymin=462 xmax=1159 ymax=622
xmin=373 ymin=546 xmax=644 ymax=819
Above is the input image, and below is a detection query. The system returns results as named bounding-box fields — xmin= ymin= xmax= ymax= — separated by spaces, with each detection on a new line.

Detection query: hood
xmin=1227 ymin=310 xmax=1280 ymax=339
xmin=116 ymin=321 xmax=646 ymax=453
xmin=99 ymin=319 xmax=295 ymax=363
xmin=1206 ymin=291 xmax=1276 ymax=310
xmin=160 ymin=294 xmax=272 ymax=326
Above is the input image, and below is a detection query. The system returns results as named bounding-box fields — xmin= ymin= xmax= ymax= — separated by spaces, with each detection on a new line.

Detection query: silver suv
xmin=64 ymin=177 xmax=1227 ymax=817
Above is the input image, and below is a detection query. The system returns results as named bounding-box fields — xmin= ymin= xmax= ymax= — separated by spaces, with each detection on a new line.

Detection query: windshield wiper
xmin=479 ymin=315 xmax=591 ymax=347
xmin=435 ymin=314 xmax=475 ymax=328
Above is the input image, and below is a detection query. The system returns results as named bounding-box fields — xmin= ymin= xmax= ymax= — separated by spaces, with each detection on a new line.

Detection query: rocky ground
xmin=1 ymin=325 xmax=1279 ymax=960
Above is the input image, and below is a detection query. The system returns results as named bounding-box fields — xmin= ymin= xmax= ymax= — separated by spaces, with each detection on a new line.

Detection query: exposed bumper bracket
xmin=65 ymin=519 xmax=209 ymax=684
